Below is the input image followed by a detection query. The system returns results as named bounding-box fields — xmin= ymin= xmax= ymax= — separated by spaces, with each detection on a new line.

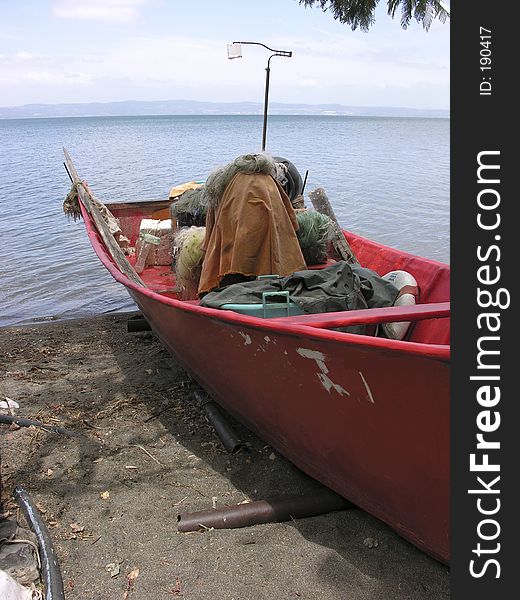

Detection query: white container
xmin=135 ymin=219 xmax=173 ymax=270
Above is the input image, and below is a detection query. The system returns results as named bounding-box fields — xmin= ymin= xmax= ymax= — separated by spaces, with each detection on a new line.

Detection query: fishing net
xmin=296 ymin=210 xmax=333 ymax=265
xmin=203 ymin=153 xmax=280 ymax=209
xmin=62 ymin=181 xmax=130 ymax=250
xmin=62 ymin=182 xmax=83 ymax=222
xmin=173 ymin=226 xmax=206 ymax=299
xmin=170 ymin=187 xmax=207 ymax=226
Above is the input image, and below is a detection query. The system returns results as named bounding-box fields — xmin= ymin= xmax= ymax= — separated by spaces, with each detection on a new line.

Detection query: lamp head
xmin=227 ymin=43 xmax=242 ymax=60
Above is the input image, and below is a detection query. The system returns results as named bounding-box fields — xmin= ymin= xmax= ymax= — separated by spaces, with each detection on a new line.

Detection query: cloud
xmin=297 ymin=78 xmax=319 ymax=89
xmin=52 ymin=0 xmax=149 ymax=24
xmin=24 ymin=71 xmax=93 ymax=86
xmin=0 ymin=29 xmax=448 ymax=108
xmin=0 ymin=51 xmax=51 ymax=82
xmin=0 ymin=51 xmax=92 ymax=89
xmin=14 ymin=51 xmax=46 ymax=62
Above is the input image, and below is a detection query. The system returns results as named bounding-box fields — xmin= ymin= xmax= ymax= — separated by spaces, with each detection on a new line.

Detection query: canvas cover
xmin=198 ymin=172 xmax=306 ymax=295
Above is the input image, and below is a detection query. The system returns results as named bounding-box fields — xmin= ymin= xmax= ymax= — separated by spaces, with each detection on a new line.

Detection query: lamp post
xmin=227 ymin=41 xmax=292 ymax=151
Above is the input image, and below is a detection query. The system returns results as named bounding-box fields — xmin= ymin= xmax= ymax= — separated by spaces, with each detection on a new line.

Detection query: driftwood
xmin=63 ymin=148 xmax=144 ymax=287
xmin=308 ymin=187 xmax=358 ymax=264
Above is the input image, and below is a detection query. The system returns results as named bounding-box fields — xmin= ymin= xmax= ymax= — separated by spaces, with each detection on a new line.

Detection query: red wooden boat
xmin=64 ymin=150 xmax=450 ymax=563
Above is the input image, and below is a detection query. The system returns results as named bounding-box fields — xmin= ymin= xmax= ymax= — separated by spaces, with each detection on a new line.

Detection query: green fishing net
xmin=296 ymin=210 xmax=332 ymax=265
xmin=170 ymin=188 xmax=207 ymax=226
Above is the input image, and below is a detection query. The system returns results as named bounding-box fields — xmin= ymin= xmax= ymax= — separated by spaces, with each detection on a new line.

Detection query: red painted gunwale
xmin=78 ymin=197 xmax=450 ymax=563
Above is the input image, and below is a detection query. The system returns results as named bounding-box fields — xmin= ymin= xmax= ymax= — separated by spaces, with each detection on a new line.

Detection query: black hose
xmin=0 ymin=414 xmax=81 ymax=438
xmin=13 ymin=486 xmax=65 ymax=600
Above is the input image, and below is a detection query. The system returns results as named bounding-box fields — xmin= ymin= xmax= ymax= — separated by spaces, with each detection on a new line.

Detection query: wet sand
xmin=0 ymin=313 xmax=450 ymax=599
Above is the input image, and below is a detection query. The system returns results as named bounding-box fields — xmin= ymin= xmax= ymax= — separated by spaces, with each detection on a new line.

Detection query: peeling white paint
xmin=359 ymin=371 xmax=375 ymax=404
xmin=317 ymin=373 xmax=350 ymax=396
xmin=297 ymin=348 xmax=326 ymax=361
xmin=238 ymin=332 xmax=252 ymax=345
xmin=297 ymin=348 xmax=350 ymax=396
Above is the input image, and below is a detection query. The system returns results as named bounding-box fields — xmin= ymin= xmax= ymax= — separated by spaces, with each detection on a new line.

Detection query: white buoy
xmin=382 ymin=271 xmax=419 ymax=340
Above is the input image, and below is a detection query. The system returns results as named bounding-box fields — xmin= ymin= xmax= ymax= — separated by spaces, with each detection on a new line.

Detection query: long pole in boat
xmin=261 ymin=58 xmax=271 ymax=151
xmin=63 ymin=148 xmax=145 ymax=286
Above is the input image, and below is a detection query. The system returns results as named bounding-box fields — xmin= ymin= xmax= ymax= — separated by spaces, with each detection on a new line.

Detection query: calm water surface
xmin=0 ymin=114 xmax=449 ymax=327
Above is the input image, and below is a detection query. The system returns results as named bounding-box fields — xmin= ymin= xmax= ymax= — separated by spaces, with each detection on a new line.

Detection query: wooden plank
xmin=272 ymin=302 xmax=450 ymax=329
xmin=63 ymin=148 xmax=145 ymax=287
xmin=308 ymin=187 xmax=359 ymax=264
xmin=104 ymin=199 xmax=170 ymax=211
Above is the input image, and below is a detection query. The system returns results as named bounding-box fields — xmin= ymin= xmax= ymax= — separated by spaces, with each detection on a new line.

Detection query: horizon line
xmin=0 ymin=98 xmax=450 ymax=112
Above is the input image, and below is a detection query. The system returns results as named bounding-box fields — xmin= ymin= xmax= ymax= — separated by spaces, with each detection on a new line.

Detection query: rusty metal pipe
xmin=177 ymin=488 xmax=353 ymax=532
xmin=194 ymin=390 xmax=245 ymax=454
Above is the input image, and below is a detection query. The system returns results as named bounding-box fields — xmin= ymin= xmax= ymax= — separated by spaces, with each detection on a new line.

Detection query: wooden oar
xmin=63 ymin=148 xmax=144 ymax=287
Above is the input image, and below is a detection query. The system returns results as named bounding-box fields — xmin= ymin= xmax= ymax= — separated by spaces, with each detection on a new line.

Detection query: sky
xmin=0 ymin=0 xmax=449 ymax=109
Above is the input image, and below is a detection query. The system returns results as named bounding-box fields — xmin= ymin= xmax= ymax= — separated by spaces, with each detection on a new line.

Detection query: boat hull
xmin=77 ymin=193 xmax=450 ymax=563
xmin=130 ymin=287 xmax=450 ymax=563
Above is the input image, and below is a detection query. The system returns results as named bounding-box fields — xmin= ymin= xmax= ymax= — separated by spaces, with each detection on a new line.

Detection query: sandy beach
xmin=1 ymin=313 xmax=449 ymax=599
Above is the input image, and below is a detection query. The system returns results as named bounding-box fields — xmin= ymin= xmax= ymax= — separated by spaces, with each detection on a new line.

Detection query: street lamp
xmin=227 ymin=41 xmax=292 ymax=151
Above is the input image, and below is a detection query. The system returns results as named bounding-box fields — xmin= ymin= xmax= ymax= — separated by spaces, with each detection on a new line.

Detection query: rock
xmin=0 ymin=520 xmax=40 ymax=586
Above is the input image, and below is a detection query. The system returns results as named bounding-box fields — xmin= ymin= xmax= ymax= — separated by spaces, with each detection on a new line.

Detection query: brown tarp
xmin=198 ymin=172 xmax=306 ymax=295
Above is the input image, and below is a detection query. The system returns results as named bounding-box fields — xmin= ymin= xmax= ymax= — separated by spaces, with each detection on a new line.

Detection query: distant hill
xmin=0 ymin=99 xmax=449 ymax=120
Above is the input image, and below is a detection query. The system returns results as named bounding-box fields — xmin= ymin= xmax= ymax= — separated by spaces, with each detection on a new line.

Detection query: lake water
xmin=0 ymin=114 xmax=449 ymax=327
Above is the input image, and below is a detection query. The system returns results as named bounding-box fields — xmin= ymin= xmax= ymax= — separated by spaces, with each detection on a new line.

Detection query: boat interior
xmin=104 ymin=198 xmax=450 ymax=348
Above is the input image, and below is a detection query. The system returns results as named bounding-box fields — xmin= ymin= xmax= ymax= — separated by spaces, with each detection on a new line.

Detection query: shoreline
xmin=1 ymin=313 xmax=449 ymax=599
xmin=0 ymin=308 xmax=138 ymax=331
